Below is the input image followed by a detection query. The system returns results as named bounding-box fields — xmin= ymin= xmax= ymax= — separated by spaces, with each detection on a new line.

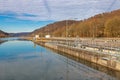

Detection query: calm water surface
xmin=0 ymin=38 xmax=119 ymax=80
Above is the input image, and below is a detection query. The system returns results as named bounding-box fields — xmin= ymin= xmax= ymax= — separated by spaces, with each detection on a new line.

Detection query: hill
xmin=0 ymin=30 xmax=9 ymax=38
xmin=9 ymin=32 xmax=30 ymax=37
xmin=31 ymin=9 xmax=120 ymax=37
xmin=69 ymin=9 xmax=120 ymax=37
xmin=31 ymin=20 xmax=78 ymax=37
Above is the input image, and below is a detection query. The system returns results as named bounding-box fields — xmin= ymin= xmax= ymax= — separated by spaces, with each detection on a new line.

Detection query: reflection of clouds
xmin=0 ymin=40 xmax=40 ymax=62
xmin=0 ymin=40 xmax=117 ymax=80
xmin=0 ymin=52 xmax=40 ymax=62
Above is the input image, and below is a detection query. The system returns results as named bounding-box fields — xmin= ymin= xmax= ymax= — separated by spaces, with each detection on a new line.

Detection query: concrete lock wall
xmin=24 ymin=36 xmax=120 ymax=71
xmin=44 ymin=43 xmax=120 ymax=71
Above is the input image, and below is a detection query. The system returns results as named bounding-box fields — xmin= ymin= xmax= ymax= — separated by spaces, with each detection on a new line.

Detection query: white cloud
xmin=0 ymin=0 xmax=120 ymax=21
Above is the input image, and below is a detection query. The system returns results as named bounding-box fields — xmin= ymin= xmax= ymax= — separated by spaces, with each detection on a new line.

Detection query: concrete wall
xmin=44 ymin=43 xmax=120 ymax=71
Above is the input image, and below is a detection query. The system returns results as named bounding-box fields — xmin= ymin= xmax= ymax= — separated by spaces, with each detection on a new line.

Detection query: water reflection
xmin=54 ymin=50 xmax=120 ymax=79
xmin=0 ymin=37 xmax=27 ymax=45
xmin=0 ymin=37 xmax=19 ymax=41
xmin=0 ymin=40 xmax=7 ymax=45
xmin=0 ymin=40 xmax=119 ymax=80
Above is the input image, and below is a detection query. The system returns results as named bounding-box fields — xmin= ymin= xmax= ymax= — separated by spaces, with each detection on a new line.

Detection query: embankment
xmin=22 ymin=37 xmax=120 ymax=71
xmin=34 ymin=41 xmax=120 ymax=71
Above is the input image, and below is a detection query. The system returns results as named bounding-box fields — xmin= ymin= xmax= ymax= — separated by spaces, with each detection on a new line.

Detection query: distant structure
xmin=35 ymin=35 xmax=39 ymax=39
xmin=45 ymin=35 xmax=50 ymax=38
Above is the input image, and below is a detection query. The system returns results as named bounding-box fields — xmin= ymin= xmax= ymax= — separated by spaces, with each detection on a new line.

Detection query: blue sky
xmin=0 ymin=15 xmax=54 ymax=33
xmin=0 ymin=0 xmax=120 ymax=33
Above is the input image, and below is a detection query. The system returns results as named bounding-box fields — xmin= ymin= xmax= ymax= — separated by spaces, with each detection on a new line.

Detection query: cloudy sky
xmin=0 ymin=0 xmax=120 ymax=33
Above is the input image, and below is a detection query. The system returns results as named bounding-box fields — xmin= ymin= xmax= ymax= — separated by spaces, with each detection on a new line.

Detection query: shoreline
xmin=22 ymin=37 xmax=120 ymax=71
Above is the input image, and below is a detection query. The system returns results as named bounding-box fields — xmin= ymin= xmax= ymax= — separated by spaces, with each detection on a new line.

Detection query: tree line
xmin=31 ymin=9 xmax=120 ymax=38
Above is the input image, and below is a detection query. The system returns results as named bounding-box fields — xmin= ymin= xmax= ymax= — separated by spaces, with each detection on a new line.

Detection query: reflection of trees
xmin=0 ymin=40 xmax=7 ymax=45
xmin=0 ymin=38 xmax=29 ymax=45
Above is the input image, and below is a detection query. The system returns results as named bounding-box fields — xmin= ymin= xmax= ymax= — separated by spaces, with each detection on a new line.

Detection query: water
xmin=0 ymin=37 xmax=19 ymax=41
xmin=0 ymin=38 xmax=119 ymax=80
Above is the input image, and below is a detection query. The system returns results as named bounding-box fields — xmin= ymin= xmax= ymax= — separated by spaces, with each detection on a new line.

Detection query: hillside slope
xmin=31 ymin=9 xmax=120 ymax=37
xmin=9 ymin=32 xmax=30 ymax=37
xmin=31 ymin=20 xmax=78 ymax=37
xmin=0 ymin=30 xmax=9 ymax=38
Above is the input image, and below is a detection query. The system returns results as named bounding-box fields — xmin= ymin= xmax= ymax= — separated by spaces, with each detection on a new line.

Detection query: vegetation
xmin=30 ymin=20 xmax=78 ymax=37
xmin=0 ymin=30 xmax=9 ymax=38
xmin=104 ymin=16 xmax=120 ymax=37
xmin=26 ymin=9 xmax=120 ymax=38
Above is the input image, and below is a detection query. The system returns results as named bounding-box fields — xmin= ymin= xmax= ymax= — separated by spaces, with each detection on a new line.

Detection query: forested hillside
xmin=31 ymin=20 xmax=78 ymax=37
xmin=31 ymin=9 xmax=120 ymax=37
xmin=0 ymin=30 xmax=9 ymax=38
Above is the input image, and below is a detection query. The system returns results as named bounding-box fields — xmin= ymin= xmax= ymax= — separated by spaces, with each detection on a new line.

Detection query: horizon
xmin=0 ymin=0 xmax=120 ymax=33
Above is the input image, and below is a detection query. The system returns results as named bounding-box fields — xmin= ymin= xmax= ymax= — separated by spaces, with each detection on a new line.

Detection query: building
xmin=35 ymin=35 xmax=39 ymax=39
xmin=45 ymin=35 xmax=50 ymax=38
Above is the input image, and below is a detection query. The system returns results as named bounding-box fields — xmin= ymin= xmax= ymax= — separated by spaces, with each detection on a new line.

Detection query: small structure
xmin=35 ymin=35 xmax=39 ymax=39
xmin=45 ymin=35 xmax=50 ymax=38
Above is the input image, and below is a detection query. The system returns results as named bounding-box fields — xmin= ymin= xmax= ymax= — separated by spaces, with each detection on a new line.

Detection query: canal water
xmin=0 ymin=38 xmax=119 ymax=80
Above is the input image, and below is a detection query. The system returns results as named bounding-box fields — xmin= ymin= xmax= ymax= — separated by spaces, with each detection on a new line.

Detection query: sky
xmin=0 ymin=0 xmax=120 ymax=33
